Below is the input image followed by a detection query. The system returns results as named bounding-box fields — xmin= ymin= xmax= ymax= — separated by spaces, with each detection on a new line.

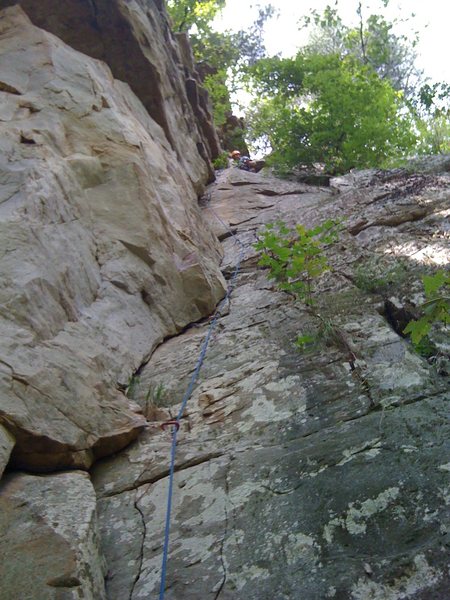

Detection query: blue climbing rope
xmin=158 ymin=206 xmax=246 ymax=600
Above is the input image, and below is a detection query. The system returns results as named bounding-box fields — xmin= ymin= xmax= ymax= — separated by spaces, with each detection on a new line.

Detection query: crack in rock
xmin=129 ymin=489 xmax=147 ymax=600
xmin=214 ymin=460 xmax=231 ymax=600
xmin=100 ymin=451 xmax=225 ymax=498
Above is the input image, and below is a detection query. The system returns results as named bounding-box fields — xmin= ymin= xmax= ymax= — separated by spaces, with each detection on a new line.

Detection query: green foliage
xmin=247 ymin=52 xmax=416 ymax=173
xmin=415 ymin=113 xmax=450 ymax=155
xmin=413 ymin=82 xmax=450 ymax=154
xmin=245 ymin=3 xmax=450 ymax=170
xmin=212 ymin=150 xmax=230 ymax=169
xmin=254 ymin=220 xmax=342 ymax=353
xmin=168 ymin=2 xmax=275 ymax=127
xmin=403 ymin=271 xmax=450 ymax=346
xmin=222 ymin=124 xmax=248 ymax=154
xmin=254 ymin=219 xmax=339 ymax=306
xmin=413 ymin=336 xmax=439 ymax=360
xmin=145 ymin=382 xmax=168 ymax=408
xmin=126 ymin=374 xmax=140 ymax=399
xmin=295 ymin=332 xmax=317 ymax=351
xmin=203 ymin=70 xmax=232 ymax=126
xmin=295 ymin=314 xmax=352 ymax=355
xmin=167 ymin=0 xmax=226 ymax=35
xmin=300 ymin=4 xmax=422 ymax=98
xmin=354 ymin=258 xmax=409 ymax=295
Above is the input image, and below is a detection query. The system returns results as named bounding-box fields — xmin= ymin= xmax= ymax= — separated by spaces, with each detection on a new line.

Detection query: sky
xmin=213 ymin=0 xmax=450 ymax=83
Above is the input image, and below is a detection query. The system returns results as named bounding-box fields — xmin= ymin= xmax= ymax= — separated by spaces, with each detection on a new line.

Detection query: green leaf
xmin=273 ymin=247 xmax=291 ymax=261
xmin=422 ymin=272 xmax=446 ymax=297
xmin=403 ymin=318 xmax=431 ymax=345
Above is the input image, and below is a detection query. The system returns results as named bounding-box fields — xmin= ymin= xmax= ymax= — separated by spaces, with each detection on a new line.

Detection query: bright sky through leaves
xmin=213 ymin=0 xmax=449 ymax=83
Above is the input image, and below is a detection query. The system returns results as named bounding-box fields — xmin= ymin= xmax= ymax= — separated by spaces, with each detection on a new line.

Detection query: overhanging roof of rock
xmin=0 ymin=0 xmax=220 ymax=175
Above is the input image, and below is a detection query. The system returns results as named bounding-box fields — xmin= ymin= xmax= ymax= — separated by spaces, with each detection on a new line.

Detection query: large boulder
xmin=0 ymin=6 xmax=225 ymax=471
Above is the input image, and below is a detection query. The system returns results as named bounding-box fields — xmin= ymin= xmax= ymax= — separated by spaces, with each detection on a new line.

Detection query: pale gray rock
xmin=406 ymin=154 xmax=450 ymax=174
xmin=0 ymin=6 xmax=225 ymax=471
xmin=93 ymin=169 xmax=450 ymax=598
xmin=0 ymin=471 xmax=106 ymax=600
xmin=0 ymin=424 xmax=14 ymax=478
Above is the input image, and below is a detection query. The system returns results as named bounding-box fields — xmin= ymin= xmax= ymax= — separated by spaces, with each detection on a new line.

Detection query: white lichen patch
xmin=324 ymin=487 xmax=400 ymax=543
xmin=438 ymin=462 xmax=450 ymax=472
xmin=171 ymin=533 xmax=217 ymax=563
xmin=264 ymin=375 xmax=303 ymax=393
xmin=134 ymin=556 xmax=163 ymax=598
xmin=385 ymin=239 xmax=449 ymax=266
xmin=229 ymin=480 xmax=266 ymax=508
xmin=365 ymin=447 xmax=382 ymax=459
xmin=226 ymin=528 xmax=245 ymax=546
xmin=179 ymin=485 xmax=227 ymax=527
xmin=238 ymin=391 xmax=297 ymax=432
xmin=361 ymin=321 xmax=399 ymax=344
xmin=375 ymin=364 xmax=426 ymax=390
xmin=350 ymin=554 xmax=442 ymax=599
xmin=233 ymin=564 xmax=271 ymax=591
xmin=238 ymin=361 xmax=279 ymax=393
xmin=439 ymin=485 xmax=450 ymax=506
xmin=401 ymin=445 xmax=418 ymax=453
xmin=422 ymin=508 xmax=439 ymax=523
xmin=284 ymin=532 xmax=319 ymax=566
xmin=336 ymin=438 xmax=382 ymax=466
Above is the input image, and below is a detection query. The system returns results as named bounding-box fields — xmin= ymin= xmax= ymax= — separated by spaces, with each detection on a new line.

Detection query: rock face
xmin=1 ymin=2 xmax=449 ymax=598
xmin=0 ymin=0 xmax=221 ymax=184
xmin=0 ymin=6 xmax=225 ymax=471
xmin=0 ymin=425 xmax=14 ymax=478
xmin=93 ymin=167 xmax=449 ymax=598
xmin=0 ymin=471 xmax=106 ymax=599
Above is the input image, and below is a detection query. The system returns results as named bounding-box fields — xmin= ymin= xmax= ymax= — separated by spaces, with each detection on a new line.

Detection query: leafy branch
xmin=254 ymin=219 xmax=340 ymax=307
xmin=403 ymin=271 xmax=450 ymax=346
xmin=254 ymin=220 xmax=343 ymax=351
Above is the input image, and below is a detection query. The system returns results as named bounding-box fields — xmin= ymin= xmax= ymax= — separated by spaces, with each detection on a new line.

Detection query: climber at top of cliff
xmin=230 ymin=150 xmax=265 ymax=173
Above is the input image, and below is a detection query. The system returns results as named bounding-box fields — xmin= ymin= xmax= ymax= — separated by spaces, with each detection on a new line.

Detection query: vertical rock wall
xmin=2 ymin=3 xmax=448 ymax=599
xmin=0 ymin=5 xmax=225 ymax=473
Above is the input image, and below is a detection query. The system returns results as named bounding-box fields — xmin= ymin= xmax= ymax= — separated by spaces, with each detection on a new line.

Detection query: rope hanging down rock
xmin=158 ymin=205 xmax=246 ymax=600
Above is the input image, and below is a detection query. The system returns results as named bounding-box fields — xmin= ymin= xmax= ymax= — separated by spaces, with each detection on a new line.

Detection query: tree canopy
xmin=247 ymin=52 xmax=416 ymax=172
xmin=245 ymin=2 xmax=449 ymax=172
xmin=167 ymin=1 xmax=274 ymax=128
xmin=167 ymin=1 xmax=449 ymax=171
xmin=167 ymin=0 xmax=226 ymax=35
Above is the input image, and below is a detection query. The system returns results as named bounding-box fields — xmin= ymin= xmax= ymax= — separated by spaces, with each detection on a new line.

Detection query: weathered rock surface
xmin=0 ymin=6 xmax=225 ymax=471
xmin=0 ymin=424 xmax=14 ymax=478
xmin=0 ymin=471 xmax=106 ymax=599
xmin=0 ymin=5 xmax=449 ymax=596
xmin=92 ymin=167 xmax=449 ymax=598
xmin=0 ymin=0 xmax=221 ymax=183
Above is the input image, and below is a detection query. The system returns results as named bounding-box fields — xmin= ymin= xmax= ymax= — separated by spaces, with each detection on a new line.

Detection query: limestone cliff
xmin=0 ymin=3 xmax=449 ymax=600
